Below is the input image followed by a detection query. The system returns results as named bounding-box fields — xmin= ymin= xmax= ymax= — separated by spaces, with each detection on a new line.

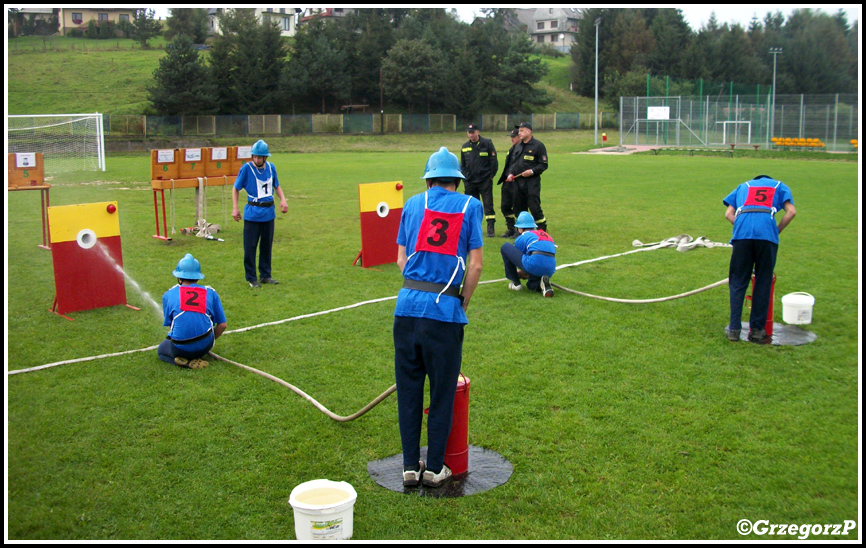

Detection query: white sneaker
xmin=402 ymin=461 xmax=425 ymax=487
xmin=422 ymin=464 xmax=452 ymax=488
xmin=540 ymin=276 xmax=554 ymax=297
xmin=508 ymin=282 xmax=523 ymax=291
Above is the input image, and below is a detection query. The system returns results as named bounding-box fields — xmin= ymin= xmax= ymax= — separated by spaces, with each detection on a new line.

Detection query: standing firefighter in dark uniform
xmin=506 ymin=122 xmax=549 ymax=231
xmin=497 ymin=128 xmax=522 ymax=238
xmin=460 ymin=124 xmax=499 ymax=237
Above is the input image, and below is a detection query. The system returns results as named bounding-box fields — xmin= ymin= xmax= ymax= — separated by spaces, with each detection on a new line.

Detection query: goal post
xmin=7 ymin=113 xmax=106 ymax=173
xmin=713 ymin=120 xmax=752 ymax=145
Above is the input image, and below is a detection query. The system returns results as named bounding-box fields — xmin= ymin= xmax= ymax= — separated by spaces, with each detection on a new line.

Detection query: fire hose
xmin=209 ymin=235 xmax=731 ymax=421
xmin=208 ymin=351 xmax=396 ymax=422
xmin=10 ymin=234 xmax=732 ymax=424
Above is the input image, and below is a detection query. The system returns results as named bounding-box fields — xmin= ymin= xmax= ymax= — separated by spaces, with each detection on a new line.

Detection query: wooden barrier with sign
xmin=150 ymin=147 xmax=245 ymax=241
xmin=7 ymin=152 xmax=52 ymax=249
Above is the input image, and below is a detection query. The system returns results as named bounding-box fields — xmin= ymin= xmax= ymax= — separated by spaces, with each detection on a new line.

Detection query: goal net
xmin=7 ymin=114 xmax=106 ymax=173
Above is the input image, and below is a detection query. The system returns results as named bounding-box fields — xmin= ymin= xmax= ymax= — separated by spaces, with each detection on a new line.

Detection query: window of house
xmin=72 ymin=12 xmax=82 ymax=23
xmin=537 ymin=35 xmax=544 ymax=43
xmin=550 ymin=20 xmax=558 ymax=28
xmin=266 ymin=8 xmax=273 ymax=12
xmin=282 ymin=17 xmax=291 ymax=31
xmin=98 ymin=13 xmax=108 ymax=21
xmin=551 ymin=35 xmax=557 ymax=42
xmin=537 ymin=22 xmax=544 ymax=30
xmin=119 ymin=14 xmax=129 ymax=22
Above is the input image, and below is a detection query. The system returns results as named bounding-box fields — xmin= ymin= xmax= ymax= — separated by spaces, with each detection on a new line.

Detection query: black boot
xmin=501 ymin=220 xmax=516 ymax=238
xmin=537 ymin=221 xmax=547 ymax=232
xmin=487 ymin=219 xmax=496 ymax=237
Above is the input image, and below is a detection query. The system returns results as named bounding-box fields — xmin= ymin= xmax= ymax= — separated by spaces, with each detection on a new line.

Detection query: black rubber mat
xmin=367 ymin=445 xmax=513 ymax=498
xmin=726 ymin=322 xmax=817 ymax=345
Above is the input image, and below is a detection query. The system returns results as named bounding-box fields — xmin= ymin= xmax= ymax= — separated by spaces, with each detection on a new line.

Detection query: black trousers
xmin=464 ymin=179 xmax=495 ymax=220
xmin=394 ymin=315 xmax=464 ymax=474
xmin=500 ymin=180 xmax=516 ymax=222
xmin=728 ymin=239 xmax=778 ymax=331
xmin=512 ymin=176 xmax=545 ymax=224
xmin=243 ymin=219 xmax=275 ymax=282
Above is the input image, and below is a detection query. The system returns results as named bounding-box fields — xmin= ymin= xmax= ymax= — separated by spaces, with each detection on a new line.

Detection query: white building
xmin=208 ymin=8 xmax=301 ymax=37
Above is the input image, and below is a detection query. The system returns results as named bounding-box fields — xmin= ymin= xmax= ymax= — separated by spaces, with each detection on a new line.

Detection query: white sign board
xmin=237 ymin=146 xmax=252 ymax=159
xmin=211 ymin=147 xmax=228 ymax=161
xmin=157 ymin=149 xmax=175 ymax=163
xmin=647 ymin=106 xmax=670 ymax=120
xmin=16 ymin=153 xmax=36 ymax=168
xmin=185 ymin=149 xmax=202 ymax=162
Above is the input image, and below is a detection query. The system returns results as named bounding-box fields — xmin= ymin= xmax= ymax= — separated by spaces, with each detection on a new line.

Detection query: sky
xmin=146 ymin=6 xmax=861 ymax=32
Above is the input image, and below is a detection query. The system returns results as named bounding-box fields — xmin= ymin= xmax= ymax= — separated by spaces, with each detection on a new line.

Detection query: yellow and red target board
xmin=47 ymin=201 xmax=128 ymax=316
xmin=356 ymin=181 xmax=404 ymax=268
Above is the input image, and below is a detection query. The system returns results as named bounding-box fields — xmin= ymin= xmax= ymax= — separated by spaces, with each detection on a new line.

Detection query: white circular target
xmin=376 ymin=201 xmax=390 ymax=218
xmin=76 ymin=228 xmax=97 ymax=250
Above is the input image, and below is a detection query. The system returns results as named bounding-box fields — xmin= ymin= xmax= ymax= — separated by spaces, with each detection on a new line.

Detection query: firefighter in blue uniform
xmin=394 ymin=147 xmax=484 ymax=489
xmin=231 ymin=139 xmax=289 ymax=288
xmin=723 ymin=174 xmax=796 ymax=344
xmin=501 ymin=211 xmax=557 ymax=297
xmin=158 ymin=254 xmax=228 ymax=369
xmin=460 ymin=124 xmax=498 ymax=236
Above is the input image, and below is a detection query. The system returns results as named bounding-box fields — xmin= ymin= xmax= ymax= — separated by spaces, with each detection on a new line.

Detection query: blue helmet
xmin=421 ymin=147 xmax=465 ymax=180
xmin=172 ymin=253 xmax=205 ymax=280
xmin=515 ymin=211 xmax=537 ymax=229
xmin=251 ymin=139 xmax=271 ymax=157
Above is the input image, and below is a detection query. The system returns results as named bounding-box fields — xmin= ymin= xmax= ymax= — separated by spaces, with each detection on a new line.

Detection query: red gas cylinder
xmin=444 ymin=374 xmax=470 ymax=476
xmin=746 ymin=273 xmax=776 ymax=337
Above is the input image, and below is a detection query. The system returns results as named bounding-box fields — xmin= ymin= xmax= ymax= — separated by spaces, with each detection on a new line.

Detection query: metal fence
xmin=100 ymin=112 xmax=622 ymax=137
xmin=619 ymin=94 xmax=859 ymax=151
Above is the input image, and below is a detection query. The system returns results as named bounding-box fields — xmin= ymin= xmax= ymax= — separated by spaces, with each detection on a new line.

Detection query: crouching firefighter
xmin=158 ymin=254 xmax=228 ymax=369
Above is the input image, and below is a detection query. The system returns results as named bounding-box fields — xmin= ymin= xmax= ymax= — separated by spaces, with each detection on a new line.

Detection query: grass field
xmin=5 ymin=132 xmax=860 ymax=540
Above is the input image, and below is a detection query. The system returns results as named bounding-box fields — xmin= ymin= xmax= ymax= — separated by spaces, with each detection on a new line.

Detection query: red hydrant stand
xmin=444 ymin=374 xmax=470 ymax=476
xmin=746 ymin=273 xmax=776 ymax=338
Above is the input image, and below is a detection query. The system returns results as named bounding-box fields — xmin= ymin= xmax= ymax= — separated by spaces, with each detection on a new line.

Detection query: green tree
xmin=290 ymin=21 xmax=351 ymax=113
xmin=342 ymin=9 xmax=409 ymax=105
xmin=381 ymin=39 xmax=446 ymax=114
xmin=646 ymin=8 xmax=692 ymax=77
xmin=607 ymin=9 xmax=655 ymax=75
xmin=131 ymin=8 xmax=162 ymax=48
xmin=147 ymin=34 xmax=216 ymax=115
xmin=210 ymin=8 xmax=288 ymax=114
xmin=165 ymin=8 xmax=209 ymax=44
xmin=783 ymin=9 xmax=857 ymax=93
xmin=570 ymin=8 xmax=616 ymax=98
xmin=487 ymin=33 xmax=551 ymax=112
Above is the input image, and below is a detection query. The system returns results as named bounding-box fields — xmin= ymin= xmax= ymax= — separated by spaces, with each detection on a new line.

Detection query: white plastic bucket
xmin=782 ymin=292 xmax=815 ymax=325
xmin=289 ymin=479 xmax=357 ymax=540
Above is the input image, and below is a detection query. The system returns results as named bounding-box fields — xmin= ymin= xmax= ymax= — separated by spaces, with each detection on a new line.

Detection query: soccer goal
xmin=713 ymin=120 xmax=752 ymax=145
xmin=8 ymin=114 xmax=106 ymax=173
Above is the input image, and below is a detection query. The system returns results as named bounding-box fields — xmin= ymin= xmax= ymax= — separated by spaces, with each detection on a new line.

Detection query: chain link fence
xmin=619 ymin=94 xmax=858 ymax=151
xmin=103 ymin=112 xmax=594 ymax=137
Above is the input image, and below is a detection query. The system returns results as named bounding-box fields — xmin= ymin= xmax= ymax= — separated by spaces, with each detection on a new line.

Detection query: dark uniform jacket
xmin=498 ymin=144 xmax=518 ymax=185
xmin=460 ymin=136 xmax=498 ymax=185
xmin=507 ymin=137 xmax=548 ymax=181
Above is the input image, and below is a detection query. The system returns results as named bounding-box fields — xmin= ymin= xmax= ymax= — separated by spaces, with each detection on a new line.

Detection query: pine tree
xmin=131 ymin=8 xmax=162 ymax=49
xmin=165 ymin=8 xmax=209 ymax=44
xmin=147 ymin=34 xmax=216 ymax=115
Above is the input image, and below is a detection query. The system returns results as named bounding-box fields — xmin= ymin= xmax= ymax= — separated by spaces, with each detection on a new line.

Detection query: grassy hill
xmin=7 ymin=35 xmax=608 ymax=116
